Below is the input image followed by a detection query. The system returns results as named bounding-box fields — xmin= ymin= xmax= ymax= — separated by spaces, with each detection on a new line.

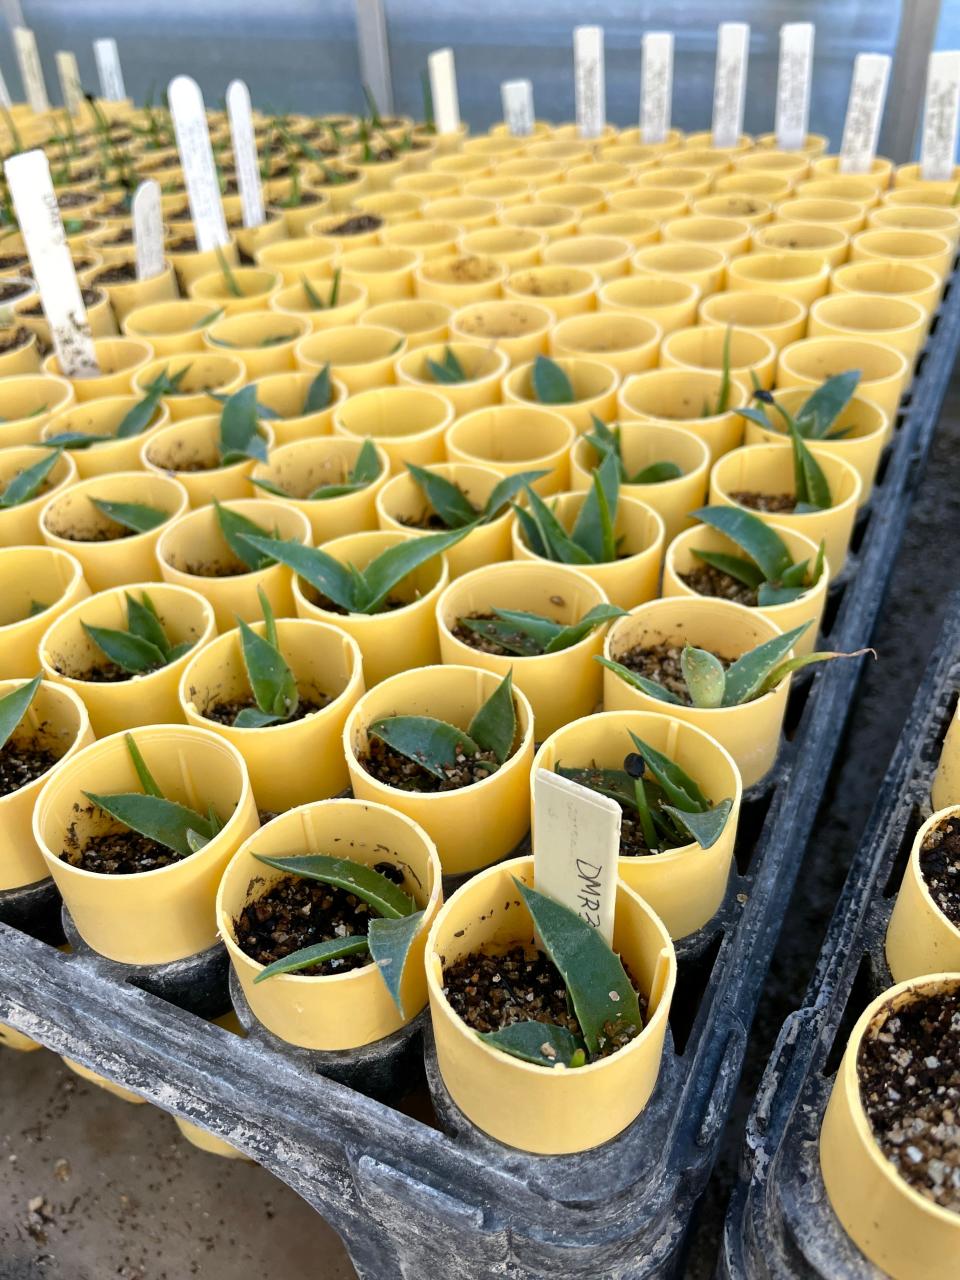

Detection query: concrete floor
xmin=2 ymin=382 xmax=959 ymax=1280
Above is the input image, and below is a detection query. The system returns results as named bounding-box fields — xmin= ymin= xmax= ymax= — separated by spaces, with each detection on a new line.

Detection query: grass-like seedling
xmin=254 ymin=437 xmax=382 ymax=502
xmin=43 ymin=373 xmax=176 ymax=451
xmin=405 ymin=463 xmax=548 ymax=530
xmin=301 ymin=268 xmax=341 ymax=312
xmin=688 ymin=506 xmax=826 ymax=606
xmin=82 ymin=591 xmax=196 ymax=676
xmin=215 ymin=245 xmax=244 ymax=298
xmin=425 ymin=346 xmax=468 ymax=384
xmin=457 ymin=604 xmax=626 ymax=656
xmin=0 ymin=451 xmax=63 ymax=508
xmin=300 ymin=364 xmax=334 ymax=414
xmin=514 ymin=451 xmax=623 ymax=565
xmin=230 ymin=588 xmax=299 ymax=728
xmin=701 ymin=326 xmax=733 ymax=417
xmin=583 ymin=417 xmax=683 ymax=485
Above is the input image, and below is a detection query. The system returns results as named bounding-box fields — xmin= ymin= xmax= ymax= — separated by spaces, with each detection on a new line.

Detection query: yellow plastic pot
xmin=273 ymin=191 xmax=334 ymax=238
xmin=498 ymin=202 xmax=581 ymax=241
xmin=776 ymin=335 xmax=909 ymax=428
xmin=338 ymin=245 xmax=419 ymax=306
xmin=40 ymin=394 xmax=170 ymax=479
xmin=661 ymin=215 xmax=752 ymax=257
xmin=250 ymin=370 xmax=348 ymax=446
xmin=292 ymin=528 xmax=450 ymax=685
xmin=502 ymin=356 xmax=618 ymax=435
xmin=712 ymin=172 xmax=794 ymax=203
xmin=0 ymin=678 xmax=93 ymax=891
xmin=167 ymin=238 xmax=239 ymax=290
xmin=819 ymin=975 xmax=960 ymax=1280
xmin=512 ymin=490 xmax=664 ymax=610
xmin=710 ymin=443 xmax=862 ymax=571
xmin=250 ymin=434 xmax=389 ymax=543
xmin=752 ymin=220 xmax=850 ymax=269
xmin=414 ymin=253 xmax=506 ymax=307
xmin=218 ymin=798 xmax=441 ymax=1050
xmin=894 ymin=160 xmax=960 ymax=190
xmin=189 ymin=267 xmax=281 ymax=317
xmin=810 ymin=153 xmax=892 ymax=191
xmin=180 ymin=617 xmax=363 ymax=811
xmin=199 ymin=311 xmax=308 ymax=378
xmin=776 ymin=197 xmax=868 ymax=237
xmin=603 ymin=598 xmax=793 ymax=787
xmin=884 ymin=184 xmax=958 ymax=210
xmin=302 ymin=167 xmax=368 ymax=212
xmin=548 ymin=312 xmax=660 ymax=378
xmin=697 ymin=291 xmax=807 ymax=353
xmin=933 ymin=708 xmax=960 ymax=810
xmin=532 ymin=710 xmax=741 ymax=938
xmin=40 ymin=581 xmax=215 ymax=737
xmin=142 ymin=415 xmax=274 ymax=507
xmin=570 ymin=421 xmax=710 ymax=545
xmin=608 ymin=187 xmax=690 ymax=223
xmin=579 ymin=212 xmax=660 ymax=249
xmin=0 ymin=547 xmax=89 ymax=678
xmin=426 ymin=853 xmax=676 ymax=1153
xmin=733 ymin=149 xmax=810 ymax=182
xmin=460 ymin=177 xmax=530 ymax=208
xmin=270 ymin=278 xmax=368 ymax=333
xmin=420 ymin=196 xmax=499 ymax=232
xmin=156 ymin=499 xmax=311 ymax=631
xmin=617 ymin=368 xmax=747 ymax=463
xmin=429 ymin=153 xmax=493 ymax=183
xmin=597 ymin=276 xmax=700 ymax=335
xmin=43 ymin=337 xmax=155 ymax=403
xmin=121 ymin=299 xmax=222 ymax=356
xmin=830 ymin=259 xmax=941 ymax=317
xmin=0 ymin=446 xmax=77 ymax=546
xmin=868 ymin=203 xmax=960 ymax=245
xmin=361 ymin=300 xmax=452 ymax=352
xmin=542 ymin=235 xmax=633 ymax=283
xmin=379 ymin=219 xmax=460 ymax=262
xmin=635 ymin=167 xmax=712 ymax=199
xmin=131 ymin=353 xmax=246 ymax=422
xmin=332 ymin=385 xmax=453 ymax=472
xmin=436 ymin=560 xmax=611 ymax=736
xmin=663 ymin=521 xmax=828 ymax=656
xmin=459 ymin=228 xmax=543 ymax=272
xmin=228 ymin=210 xmax=287 ymax=263
xmin=692 ymin=194 xmax=774 ymax=227
xmin=535 ymin=183 xmax=606 ymax=218
xmin=725 ymin=251 xmax=830 ymax=306
xmin=294 ymin=324 xmax=405 ymax=393
xmin=808 ymin=292 xmax=926 ymax=372
xmin=631 ymin=243 xmax=727 ymax=296
xmin=394 ymin=341 xmax=507 ymax=414
xmin=567 ymin=160 xmax=633 ymax=191
xmin=0 ymin=374 xmax=75 ymax=447
xmin=254 ymin=236 xmax=337 ymax=286
xmin=502 ymin=264 xmax=599 ymax=319
xmin=449 ymin=300 xmax=555 ymax=367
xmin=850 ymin=227 xmax=954 ymax=280
xmin=885 ymin=806 xmax=960 ymax=980
xmin=660 ymin=325 xmax=777 ymax=392
xmin=34 ymin=724 xmax=258 ymax=965
xmin=86 ymin=261 xmax=178 ymax=322
xmin=0 ymin=328 xmax=40 ymax=377
xmin=393 ymin=172 xmax=460 ymax=202
xmin=795 ymin=177 xmax=881 ymax=208
xmin=345 ymin=664 xmax=534 ymax=875
xmin=754 ymin=132 xmax=828 ymax=155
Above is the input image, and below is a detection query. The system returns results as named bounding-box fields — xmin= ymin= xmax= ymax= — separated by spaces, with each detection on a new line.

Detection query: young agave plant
xmin=215 ymin=245 xmax=245 ymax=299
xmin=688 ymin=506 xmax=826 ymax=606
xmin=248 ymin=851 xmax=425 ymax=1015
xmin=514 ymin=451 xmax=623 ymax=565
xmin=301 ymin=269 xmax=341 ymax=313
xmin=230 ymin=588 xmax=299 ymax=728
xmin=213 ymin=502 xmax=281 ymax=574
xmin=89 ymin=495 xmax=170 ymax=535
xmin=425 ymin=346 xmax=469 ymax=385
xmin=0 ymin=674 xmax=43 ymax=761
xmin=82 ymin=591 xmax=196 ymax=676
xmin=738 ymin=370 xmax=860 ymax=442
xmin=584 ymin=417 xmax=683 ymax=486
xmin=458 ymin=603 xmax=626 ymax=656
xmin=405 ymin=463 xmax=549 ymax=531
xmin=701 ymin=326 xmax=734 ymax=417
xmin=479 ymin=880 xmax=644 ymax=1068
xmin=84 ymin=733 xmax=224 ymax=858
xmin=529 ymin=355 xmax=578 ymax=405
xmin=598 ymin=621 xmax=871 ymax=708
xmin=299 ymin=363 xmax=334 ymax=415
xmin=0 ymin=450 xmax=63 ymax=509
xmin=368 ymin=671 xmax=517 ymax=784
xmin=43 ymin=373 xmax=176 ymax=451
xmin=255 ymin=438 xmax=382 ymax=503
xmin=239 ymin=525 xmax=473 ymax=615
xmin=557 ymin=732 xmax=733 ymax=854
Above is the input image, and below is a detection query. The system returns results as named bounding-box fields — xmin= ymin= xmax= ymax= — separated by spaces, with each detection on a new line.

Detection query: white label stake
xmin=227 ymin=79 xmax=264 ymax=229
xmin=574 ymin=25 xmax=605 ymax=140
xmin=13 ymin=27 xmax=49 ymax=114
xmin=533 ymin=768 xmax=620 ymax=946
xmin=839 ymin=53 xmax=891 ymax=174
xmin=94 ymin=38 xmax=125 ymax=101
xmin=641 ymin=32 xmax=673 ymax=145
xmin=712 ymin=22 xmax=750 ymax=149
xmin=0 ymin=67 xmax=11 ymax=111
xmin=776 ymin=23 xmax=815 ymax=151
xmin=428 ymin=48 xmax=460 ymax=136
xmin=168 ymin=75 xmax=228 ymax=253
xmin=5 ymin=150 xmax=98 ymax=377
xmin=920 ymin=50 xmax=960 ymax=182
xmin=501 ymin=79 xmax=534 ymax=137
xmin=133 ymin=180 xmax=164 ymax=282
xmin=55 ymin=51 xmax=83 ymax=116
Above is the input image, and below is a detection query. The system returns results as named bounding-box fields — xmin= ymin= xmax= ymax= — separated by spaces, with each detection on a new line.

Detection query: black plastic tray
xmin=2 ymin=264 xmax=960 ymax=1279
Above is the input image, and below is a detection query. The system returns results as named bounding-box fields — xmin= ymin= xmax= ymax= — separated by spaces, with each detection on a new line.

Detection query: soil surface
xmin=360 ymin=734 xmax=501 ymax=793
xmin=0 ymin=326 xmax=32 ymax=354
xmin=20 ymin=287 xmax=100 ymax=316
xmin=919 ymin=814 xmax=960 ymax=926
xmin=325 ymin=215 xmax=382 ymax=236
xmin=203 ymin=694 xmax=329 ymax=726
xmin=564 ymin=765 xmax=671 ymax=857
xmin=61 ymin=826 xmax=186 ymax=876
xmin=857 ymin=988 xmax=960 ymax=1211
xmin=307 ymin=589 xmax=405 ymax=616
xmin=56 ymin=192 xmax=94 ymax=209
xmin=93 ymin=263 xmax=138 ymax=285
xmin=729 ymin=490 xmax=797 ymax=513
xmin=181 ymin=559 xmax=251 ymax=578
xmin=0 ymin=281 xmax=30 ymax=303
xmin=436 ymin=256 xmax=497 ymax=283
xmin=55 ymin=523 xmax=134 ymax=544
xmin=61 ymin=659 xmax=156 ymax=684
xmin=615 ymin=641 xmax=731 ymax=704
xmin=451 ymin=611 xmax=537 ymax=656
xmin=314 ymin=169 xmax=359 ymax=186
xmin=680 ymin=563 xmax=759 ymax=607
xmin=397 ymin=510 xmax=449 ymax=531
xmin=0 ymin=741 xmax=59 ymax=797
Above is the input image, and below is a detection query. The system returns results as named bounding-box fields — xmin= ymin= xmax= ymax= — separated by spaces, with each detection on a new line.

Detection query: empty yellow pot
xmin=541 ymin=235 xmax=633 ymax=283
xmin=618 ymin=368 xmax=747 ymax=463
xmin=0 ymin=446 xmax=78 ymax=546
xmin=459 ymin=227 xmax=545 ymax=271
xmin=808 ymin=292 xmax=926 ymax=373
xmin=725 ymin=251 xmax=829 ymax=306
xmin=379 ymin=219 xmax=460 ymax=262
xmin=121 ymin=299 xmax=224 ymax=356
xmin=830 ymin=259 xmax=941 ymax=318
xmin=445 ymin=405 xmax=574 ymax=496
xmin=868 ymin=203 xmax=960 ymax=246
xmin=498 ymin=202 xmax=581 ymax=241
xmin=294 ymin=323 xmax=405 ymax=393
xmin=597 ymin=276 xmax=701 ymax=335
xmin=0 ymin=373 xmax=75 ymax=447
xmin=692 ymin=194 xmax=774 ymax=228
xmin=332 ymin=385 xmax=453 ymax=471
xmin=850 ymin=227 xmax=953 ymax=279
xmin=775 ymin=197 xmax=868 ymax=237
xmin=548 ymin=312 xmax=661 ymax=378
xmin=776 ymin=335 xmax=909 ymax=428
xmin=339 ymin=245 xmax=421 ymax=306
xmin=608 ymin=187 xmax=690 ymax=223
xmin=662 ymin=215 xmax=752 ymax=257
xmin=0 ymin=547 xmax=89 ymax=679
xmin=631 ymin=243 xmax=727 ymax=296
xmin=502 ymin=265 xmax=599 ymax=320
xmin=362 ymin=299 xmax=453 ymax=350
xmin=697 ymin=291 xmax=807 ymax=353
xmin=415 ymin=253 xmax=507 ymax=307
xmin=449 ymin=300 xmax=555 ymax=366
xmin=752 ymin=220 xmax=850 ymax=268
xmin=43 ymin=337 xmax=155 ymax=403
xmin=885 ymin=807 xmax=960 ymax=981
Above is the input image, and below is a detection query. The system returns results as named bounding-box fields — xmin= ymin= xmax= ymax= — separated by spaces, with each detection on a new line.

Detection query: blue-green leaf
xmin=482 ymin=469 xmax=549 ymax=520
xmin=466 ymin=671 xmax=516 ymax=764
xmin=406 ymin=463 xmax=478 ymax=528
xmin=82 ymin=791 xmax=216 ymax=858
xmin=629 ymin=460 xmax=683 ymax=484
xmin=544 ymin=603 xmax=627 ymax=654
xmin=796 ymin=371 xmax=859 ymax=438
xmin=252 ymin=852 xmax=415 ymax=918
xmin=520 ymin=486 xmax=593 ymax=565
xmin=480 ymin=1020 xmax=586 ymax=1067
xmin=721 ymin=624 xmax=811 ymax=706
xmin=303 ymin=363 xmax=332 ymax=413
xmin=252 ymin=935 xmax=369 ymax=982
xmin=236 ymin=602 xmax=298 ymax=723
xmin=626 ymin=731 xmax=709 ymax=811
xmin=571 ymin=449 xmax=620 ymax=562
xmin=0 ymin=674 xmax=41 ymax=752
xmin=663 ymin=798 xmax=734 ymax=849
xmin=692 ymin=549 xmax=766 ymax=590
xmin=0 ymin=451 xmax=61 ymax=508
xmin=357 ymin=525 xmax=474 ymax=612
xmin=531 ymin=355 xmax=574 ymax=404
xmin=115 ymin=389 xmax=163 ymax=438
xmin=456 ymin=614 xmax=545 ymax=657
xmin=241 ymin=535 xmax=357 ymax=611
xmin=368 ymin=715 xmax=479 ymax=778
xmin=82 ymin=622 xmax=167 ymax=674
xmin=90 ymin=497 xmax=169 ymax=534
xmin=218 ymin=385 xmax=269 ymax=465
xmin=691 ymin=506 xmax=793 ymax=582
xmin=368 ymin=909 xmax=426 ymax=1015
xmin=215 ymin=503 xmax=277 ymax=573
xmin=595 ymin=655 xmax=684 ymax=704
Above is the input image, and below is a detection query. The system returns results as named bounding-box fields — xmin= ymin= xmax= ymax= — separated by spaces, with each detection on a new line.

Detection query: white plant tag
xmin=227 ymin=79 xmax=264 ymax=229
xmin=13 ymin=27 xmax=49 ymax=114
xmin=428 ymin=48 xmax=460 ymax=135
xmin=533 ymin=768 xmax=620 ymax=946
xmin=5 ymin=150 xmax=98 ymax=377
xmin=776 ymin=22 xmax=815 ymax=151
xmin=93 ymin=38 xmax=125 ymax=101
xmin=712 ymin=22 xmax=749 ymax=149
xmin=0 ymin=66 xmax=11 ymax=110
xmin=920 ymin=50 xmax=960 ymax=182
xmin=168 ymin=75 xmax=228 ymax=253
xmin=55 ymin=51 xmax=83 ymax=116
xmin=839 ymin=53 xmax=891 ymax=174
xmin=574 ymin=25 xmax=605 ymax=140
xmin=133 ymin=180 xmax=164 ymax=281
xmin=501 ymin=79 xmax=534 ymax=137
xmin=641 ymin=31 xmax=673 ymax=144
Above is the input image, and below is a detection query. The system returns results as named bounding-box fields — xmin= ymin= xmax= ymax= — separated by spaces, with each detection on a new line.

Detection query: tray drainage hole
xmin=668 ymin=931 xmax=724 ymax=1056
xmin=882 ymin=803 xmax=923 ymax=900
xmin=733 ymin=788 xmax=775 ymax=876
xmin=821 ymin=953 xmax=874 ymax=1078
xmin=872 ymin=444 xmax=893 ymax=490
xmin=848 ymin=508 xmax=871 ymax=558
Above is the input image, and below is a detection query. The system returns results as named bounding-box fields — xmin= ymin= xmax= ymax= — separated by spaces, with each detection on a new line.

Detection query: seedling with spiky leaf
xmin=0 ymin=674 xmax=42 ymax=759
xmin=82 ymin=591 xmax=196 ymax=676
xmin=213 ymin=385 xmax=270 ymax=466
xmin=89 ymin=496 xmax=170 ymax=535
xmin=701 ymin=325 xmax=734 ymax=416
xmin=598 ymin=621 xmax=872 ymax=708
xmin=213 ymin=502 xmax=281 ymax=574
xmin=420 ymin=69 xmax=436 ymax=134
xmin=83 ymin=734 xmax=224 ymax=859
xmin=0 ymin=451 xmax=63 ymax=508
xmin=43 ymin=374 xmax=174 ymax=451
xmin=687 ymin=506 xmax=826 ymax=606
xmin=557 ymin=731 xmax=733 ymax=855
xmin=583 ymin=416 xmax=683 ymax=485
xmin=254 ymin=438 xmax=382 ymax=503
xmin=457 ymin=603 xmax=626 ymax=656
xmin=215 ymin=245 xmax=243 ymax=298
xmin=425 ymin=346 xmax=468 ymax=385
xmin=404 ymin=463 xmax=549 ymax=530
xmin=301 ymin=364 xmax=333 ymax=414
xmin=738 ymin=370 xmax=860 ymax=441
xmin=301 ymin=268 xmax=342 ymax=312
xmin=530 ymin=354 xmax=575 ymax=405
xmin=513 ymin=452 xmax=623 ymax=565
xmin=238 ymin=525 xmax=475 ymax=615
xmin=229 ymin=588 xmax=299 ymax=728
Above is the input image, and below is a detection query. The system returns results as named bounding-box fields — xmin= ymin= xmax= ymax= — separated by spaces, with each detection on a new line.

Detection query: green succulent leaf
xmin=691 ymin=506 xmax=793 ymax=582
xmin=682 ymin=646 xmax=726 ymax=708
xmin=82 ymin=788 xmax=216 ymax=858
xmin=482 ymin=470 xmax=550 ymax=520
xmin=124 ymin=592 xmax=170 ymax=654
xmin=511 ymin=501 xmax=547 ymax=557
xmin=626 ymin=731 xmax=710 ymax=811
xmin=240 ymin=534 xmax=357 ymax=610
xmin=90 ymin=497 xmax=169 ymax=534
xmin=543 ymin=603 xmax=627 ymax=654
xmin=712 ymin=325 xmax=733 ymax=415
xmin=214 ymin=502 xmax=278 ymax=573
xmin=531 ymin=354 xmax=575 ymax=404
xmin=629 ymin=460 xmax=683 ymax=484
xmin=796 ymin=371 xmax=859 ymax=438
xmin=42 ymin=430 xmax=114 ymax=450
xmin=664 ymin=798 xmax=734 ymax=849
xmin=194 ymin=307 xmax=225 ymax=329
xmin=570 ymin=450 xmax=620 ymax=563
xmin=115 ymin=388 xmax=163 ymax=438
xmin=595 ymin=655 xmax=685 ymax=704
xmin=348 ymin=437 xmax=382 ymax=487
xmin=218 ymin=384 xmax=269 ymax=465
xmin=466 ymin=671 xmax=516 ymax=764
xmin=425 ymin=346 xmax=468 ymax=384
xmin=480 ymin=1020 xmax=587 ymax=1068
xmin=252 ymin=852 xmax=415 ymax=918
xmin=721 ymin=623 xmax=811 ymax=706
xmin=406 ymin=463 xmax=478 ymax=528
xmin=252 ymin=935 xmax=369 ymax=983
xmin=789 ymin=426 xmax=832 ymax=511
xmin=0 ymin=451 xmax=61 ymax=508
xmin=756 ymin=582 xmax=809 ymax=606
xmin=692 ymin=549 xmax=766 ymax=590
xmin=216 ymin=245 xmax=242 ymax=297
xmin=236 ymin=591 xmax=298 ymax=724
xmin=456 ymin=614 xmax=545 ymax=657
xmin=555 ymin=765 xmax=637 ymax=808
xmin=519 ymin=486 xmax=593 ymax=565
xmin=0 ymin=674 xmax=42 ymax=752
xmin=82 ymin=622 xmax=166 ymax=674
xmin=368 ymin=909 xmax=426 ymax=1015
xmin=758 ymin=646 xmax=874 ymax=697
xmin=356 ymin=525 xmax=474 ymax=612
xmin=368 ymin=715 xmax=479 ymax=778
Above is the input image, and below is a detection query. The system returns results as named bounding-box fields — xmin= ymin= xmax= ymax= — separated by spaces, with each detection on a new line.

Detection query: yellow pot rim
xmin=39 ymin=470 xmax=190 ymax=551
xmin=907 ymin=807 xmax=960 ymax=943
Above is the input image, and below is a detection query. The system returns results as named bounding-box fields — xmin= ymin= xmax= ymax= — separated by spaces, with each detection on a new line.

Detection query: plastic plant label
xmin=93 ymin=38 xmax=125 ymax=101
xmin=168 ymin=74 xmax=229 ymax=253
xmin=226 ymin=79 xmax=264 ymax=229
xmin=355 ymin=0 xmax=394 ymax=117
xmin=533 ymin=767 xmax=620 ymax=946
xmin=920 ymin=50 xmax=960 ymax=182
xmin=574 ymin=25 xmax=605 ymax=140
xmin=133 ymin=180 xmax=164 ymax=282
xmin=839 ymin=52 xmax=891 ymax=175
xmin=5 ymin=149 xmax=98 ymax=377
xmin=641 ymin=31 xmax=673 ymax=144
xmin=501 ymin=79 xmax=534 ymax=137
xmin=428 ymin=48 xmax=460 ymax=136
xmin=13 ymin=27 xmax=49 ymax=114
xmin=712 ymin=22 xmax=749 ymax=149
xmin=0 ymin=66 xmax=11 ymax=110
xmin=775 ymin=22 xmax=815 ymax=151
xmin=55 ymin=51 xmax=83 ymax=116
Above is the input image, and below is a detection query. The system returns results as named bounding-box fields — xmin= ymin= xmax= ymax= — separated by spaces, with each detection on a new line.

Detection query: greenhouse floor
xmin=2 ymin=377 xmax=959 ymax=1280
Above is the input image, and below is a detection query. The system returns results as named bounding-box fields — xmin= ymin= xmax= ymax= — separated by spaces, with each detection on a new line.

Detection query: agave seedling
xmin=0 ymin=675 xmax=47 ymax=793
xmin=529 ymin=354 xmax=578 ymax=405
xmin=685 ymin=506 xmax=825 ymax=606
xmin=88 ymin=496 xmax=170 ymax=535
xmin=514 ymin=452 xmax=624 ymax=566
xmin=80 ymin=591 xmax=196 ymax=678
xmin=365 ymin=672 xmax=517 ymax=791
xmin=0 ymin=451 xmax=63 ymax=509
xmin=225 ymin=588 xmax=300 ymax=728
xmin=300 ymin=268 xmax=342 ymax=312
xmin=583 ymin=417 xmax=683 ymax=485
xmin=424 ymin=346 xmax=468 ymax=384
xmin=557 ymin=732 xmax=733 ymax=855
xmin=213 ymin=502 xmax=281 ymax=574
xmin=403 ymin=463 xmax=549 ymax=531
xmin=254 ymin=437 xmax=382 ymax=503
xmin=215 ymin=245 xmax=244 ymax=299
xmin=700 ymin=326 xmax=734 ymax=417
xmin=737 ymin=370 xmax=860 ymax=442
xmin=43 ymin=374 xmax=176 ymax=451
xmin=456 ymin=603 xmax=626 ymax=656
xmin=207 ymin=385 xmax=270 ymax=466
